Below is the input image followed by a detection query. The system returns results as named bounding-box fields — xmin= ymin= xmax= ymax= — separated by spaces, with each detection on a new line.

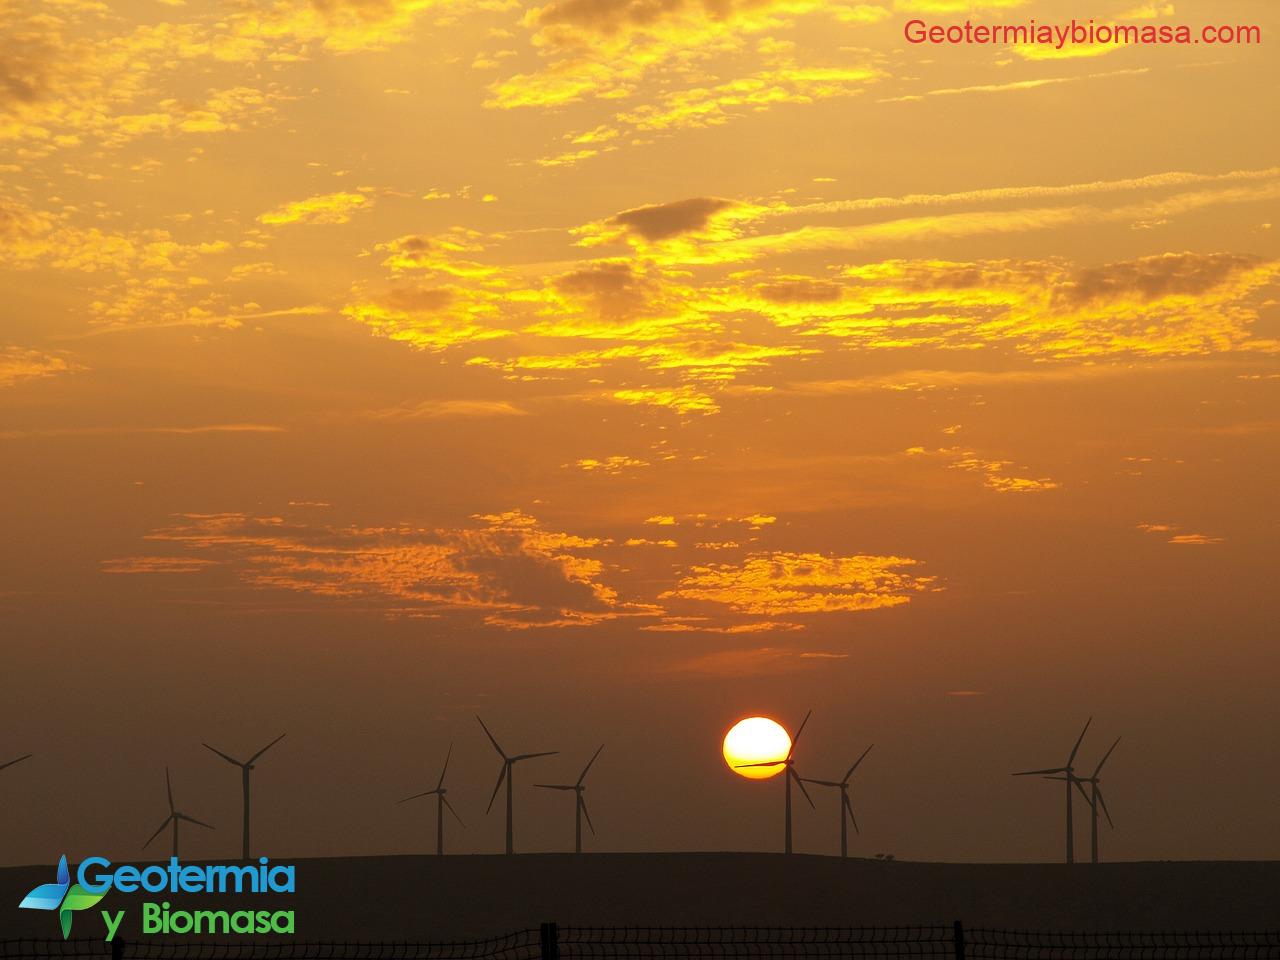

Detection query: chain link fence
xmin=4 ymin=923 xmax=1280 ymax=960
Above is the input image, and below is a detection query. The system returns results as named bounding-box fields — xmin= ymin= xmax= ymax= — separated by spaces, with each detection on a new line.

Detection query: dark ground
xmin=2 ymin=854 xmax=1278 ymax=941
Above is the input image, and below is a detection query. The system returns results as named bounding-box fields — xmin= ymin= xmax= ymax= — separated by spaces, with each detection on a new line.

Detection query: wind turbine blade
xmin=1071 ymin=778 xmax=1092 ymax=806
xmin=1093 ymin=736 xmax=1121 ymax=778
xmin=736 ymin=760 xmax=785 ymax=768
xmin=534 ymin=784 xmax=575 ymax=791
xmin=165 ymin=766 xmax=175 ymax=814
xmin=1096 ymin=788 xmax=1115 ymax=828
xmin=844 ymin=744 xmax=874 ymax=783
xmin=178 ymin=814 xmax=215 ymax=830
xmin=844 ymin=795 xmax=860 ymax=835
xmin=513 ymin=751 xmax=558 ymax=762
xmin=398 ymin=789 xmax=438 ymax=804
xmin=436 ymin=743 xmax=453 ymax=791
xmin=1067 ymin=717 xmax=1092 ymax=766
xmin=202 ymin=743 xmax=243 ymax=767
xmin=476 ymin=716 xmax=507 ymax=760
xmin=787 ymin=709 xmax=812 ymax=759
xmin=248 ymin=733 xmax=286 ymax=765
xmin=443 ymin=795 xmax=465 ymax=828
xmin=143 ymin=816 xmax=173 ymax=850
xmin=0 ymin=754 xmax=33 ymax=773
xmin=1013 ymin=767 xmax=1067 ymax=776
xmin=578 ymin=744 xmax=605 ymax=785
xmin=486 ymin=763 xmax=507 ymax=814
xmin=801 ymin=778 xmax=841 ymax=787
xmin=579 ymin=795 xmax=596 ymax=836
xmin=790 ymin=768 xmax=815 ymax=808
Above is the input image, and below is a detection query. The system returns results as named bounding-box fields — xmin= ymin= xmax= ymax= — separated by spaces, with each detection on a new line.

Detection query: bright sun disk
xmin=723 ymin=716 xmax=791 ymax=779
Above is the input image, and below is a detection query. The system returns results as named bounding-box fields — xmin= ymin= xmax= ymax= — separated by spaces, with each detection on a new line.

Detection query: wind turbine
xmin=398 ymin=744 xmax=464 ymax=855
xmin=202 ymin=733 xmax=285 ymax=860
xmin=736 ymin=710 xmax=815 ymax=854
xmin=1013 ymin=718 xmax=1091 ymax=863
xmin=1047 ymin=736 xmax=1120 ymax=864
xmin=801 ymin=744 xmax=873 ymax=858
xmin=143 ymin=767 xmax=214 ymax=858
xmin=477 ymin=717 xmax=557 ymax=855
xmin=0 ymin=754 xmax=32 ymax=774
xmin=535 ymin=745 xmax=604 ymax=854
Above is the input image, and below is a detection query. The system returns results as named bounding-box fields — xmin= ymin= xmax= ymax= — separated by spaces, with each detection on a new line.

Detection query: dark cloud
xmin=611 ymin=197 xmax=735 ymax=241
xmin=874 ymin=261 xmax=1031 ymax=293
xmin=383 ymin=286 xmax=455 ymax=312
xmin=0 ymin=32 xmax=56 ymax=111
xmin=756 ymin=277 xmax=843 ymax=304
xmin=531 ymin=0 xmax=765 ymax=35
xmin=554 ymin=261 xmax=659 ymax=317
xmin=1053 ymin=253 xmax=1261 ymax=308
xmin=112 ymin=510 xmax=628 ymax=629
xmin=308 ymin=0 xmax=397 ymax=16
xmin=396 ymin=235 xmax=433 ymax=253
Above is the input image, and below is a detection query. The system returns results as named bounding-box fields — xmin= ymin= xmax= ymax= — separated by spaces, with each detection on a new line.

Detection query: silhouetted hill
xmin=3 ymin=854 xmax=1278 ymax=941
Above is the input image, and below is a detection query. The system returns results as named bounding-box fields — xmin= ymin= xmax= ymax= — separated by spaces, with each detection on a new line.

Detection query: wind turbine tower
xmin=1013 ymin=718 xmax=1091 ymax=863
xmin=736 ymin=710 xmax=815 ymax=855
xmin=398 ymin=744 xmax=465 ymax=855
xmin=143 ymin=767 xmax=214 ymax=857
xmin=202 ymin=733 xmax=286 ymax=860
xmin=536 ymin=745 xmax=604 ymax=853
xmin=477 ymin=717 xmax=557 ymax=855
xmin=801 ymin=744 xmax=873 ymax=858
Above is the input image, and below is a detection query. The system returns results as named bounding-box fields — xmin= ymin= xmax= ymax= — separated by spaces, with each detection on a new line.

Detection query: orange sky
xmin=1 ymin=0 xmax=1277 ymax=865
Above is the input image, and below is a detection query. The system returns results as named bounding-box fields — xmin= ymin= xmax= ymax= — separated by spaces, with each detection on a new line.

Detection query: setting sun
xmin=723 ymin=717 xmax=791 ymax=779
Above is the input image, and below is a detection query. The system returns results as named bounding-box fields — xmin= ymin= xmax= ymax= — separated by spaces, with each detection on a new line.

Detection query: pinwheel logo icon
xmin=18 ymin=855 xmax=106 ymax=938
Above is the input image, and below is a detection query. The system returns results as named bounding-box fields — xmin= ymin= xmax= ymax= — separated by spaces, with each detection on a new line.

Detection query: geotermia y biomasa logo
xmin=18 ymin=855 xmax=296 ymax=940
xmin=18 ymin=855 xmax=106 ymax=938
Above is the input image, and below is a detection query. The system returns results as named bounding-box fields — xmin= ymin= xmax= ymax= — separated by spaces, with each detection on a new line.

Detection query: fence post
xmin=953 ymin=921 xmax=965 ymax=960
xmin=111 ymin=938 xmax=126 ymax=960
xmin=540 ymin=922 xmax=560 ymax=960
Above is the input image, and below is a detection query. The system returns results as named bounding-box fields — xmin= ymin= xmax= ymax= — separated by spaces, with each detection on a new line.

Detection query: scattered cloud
xmin=1167 ymin=533 xmax=1224 ymax=546
xmin=572 ymin=455 xmax=650 ymax=474
xmin=662 ymin=551 xmax=936 ymax=616
xmin=0 ymin=346 xmax=79 ymax=387
xmin=365 ymin=399 xmax=530 ymax=420
xmin=667 ymin=644 xmax=848 ymax=677
xmin=1138 ymin=523 xmax=1224 ymax=545
xmin=258 ymin=192 xmax=371 ymax=226
xmin=907 ymin=446 xmax=1059 ymax=494
xmin=110 ymin=508 xmax=652 ymax=629
xmin=101 ymin=556 xmax=222 ymax=574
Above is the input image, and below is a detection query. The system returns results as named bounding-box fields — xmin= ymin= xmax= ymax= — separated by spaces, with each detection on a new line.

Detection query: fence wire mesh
xmin=556 ymin=926 xmax=954 ymax=958
xmin=965 ymin=928 xmax=1280 ymax=960
xmin=0 ymin=928 xmax=541 ymax=960
xmin=4 ymin=925 xmax=1280 ymax=960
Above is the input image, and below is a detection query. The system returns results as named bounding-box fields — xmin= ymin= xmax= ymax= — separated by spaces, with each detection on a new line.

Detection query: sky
xmin=0 ymin=0 xmax=1277 ymax=867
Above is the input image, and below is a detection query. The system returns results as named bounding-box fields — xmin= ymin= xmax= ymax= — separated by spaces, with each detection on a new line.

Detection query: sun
xmin=723 ymin=716 xmax=791 ymax=779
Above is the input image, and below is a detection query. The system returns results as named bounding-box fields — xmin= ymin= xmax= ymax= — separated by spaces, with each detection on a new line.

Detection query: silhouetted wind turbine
xmin=202 ymin=733 xmax=285 ymax=860
xmin=477 ymin=717 xmax=556 ymax=855
xmin=1013 ymin=718 xmax=1091 ymax=863
xmin=801 ymin=744 xmax=873 ymax=858
xmin=737 ymin=710 xmax=815 ymax=854
xmin=1047 ymin=736 xmax=1120 ymax=864
xmin=398 ymin=744 xmax=464 ymax=855
xmin=143 ymin=767 xmax=214 ymax=858
xmin=0 ymin=754 xmax=32 ymax=775
xmin=536 ymin=745 xmax=604 ymax=854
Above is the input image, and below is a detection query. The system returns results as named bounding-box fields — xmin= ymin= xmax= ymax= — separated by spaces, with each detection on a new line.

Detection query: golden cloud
xmin=906 ymin=446 xmax=1059 ymax=494
xmin=258 ymin=191 xmax=371 ymax=226
xmin=113 ymin=508 xmax=657 ymax=629
xmin=662 ymin=551 xmax=936 ymax=616
xmin=0 ymin=346 xmax=78 ymax=387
